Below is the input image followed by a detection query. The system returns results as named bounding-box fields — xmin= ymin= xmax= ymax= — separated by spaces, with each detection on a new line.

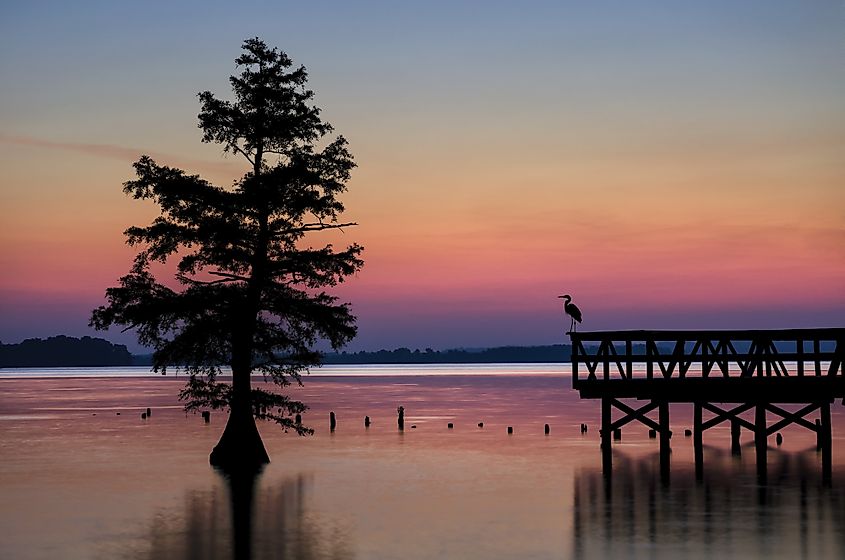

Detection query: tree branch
xmin=231 ymin=143 xmax=255 ymax=166
xmin=208 ymin=271 xmax=250 ymax=281
xmin=272 ymin=221 xmax=358 ymax=236
xmin=177 ymin=274 xmax=236 ymax=286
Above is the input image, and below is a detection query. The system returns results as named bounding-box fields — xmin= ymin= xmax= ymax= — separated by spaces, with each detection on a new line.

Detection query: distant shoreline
xmin=0 ymin=335 xmax=134 ymax=369
xmin=320 ymin=345 xmax=570 ymax=364
xmin=1 ymin=336 xmax=571 ymax=368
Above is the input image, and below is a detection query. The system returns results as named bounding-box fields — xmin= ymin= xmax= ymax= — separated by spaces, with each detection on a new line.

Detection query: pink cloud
xmin=0 ymin=134 xmax=246 ymax=178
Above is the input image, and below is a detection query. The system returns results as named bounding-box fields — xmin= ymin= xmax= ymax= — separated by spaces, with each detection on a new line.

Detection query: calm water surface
xmin=1 ymin=364 xmax=843 ymax=559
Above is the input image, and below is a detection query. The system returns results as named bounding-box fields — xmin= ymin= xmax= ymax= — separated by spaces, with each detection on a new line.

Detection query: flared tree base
xmin=209 ymin=408 xmax=270 ymax=473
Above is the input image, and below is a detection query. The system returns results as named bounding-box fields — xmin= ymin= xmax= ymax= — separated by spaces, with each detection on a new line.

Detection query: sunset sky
xmin=1 ymin=1 xmax=843 ymax=352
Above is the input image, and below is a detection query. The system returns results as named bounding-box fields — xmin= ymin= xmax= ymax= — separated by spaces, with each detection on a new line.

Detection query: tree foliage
xmin=91 ymin=38 xmax=363 ymax=436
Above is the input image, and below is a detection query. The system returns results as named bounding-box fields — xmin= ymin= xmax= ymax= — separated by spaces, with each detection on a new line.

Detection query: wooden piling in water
xmin=730 ymin=418 xmax=741 ymax=456
xmin=659 ymin=400 xmax=670 ymax=483
xmin=397 ymin=406 xmax=405 ymax=431
xmin=202 ymin=411 xmax=210 ymax=423
xmin=755 ymin=403 xmax=767 ymax=482
xmin=330 ymin=411 xmax=336 ymax=431
xmin=146 ymin=407 xmax=151 ymax=417
xmin=601 ymin=398 xmax=611 ymax=475
xmin=544 ymin=424 xmax=550 ymax=435
xmin=365 ymin=416 xmax=371 ymax=428
xmin=821 ymin=402 xmax=832 ymax=484
xmin=507 ymin=426 xmax=513 ymax=434
xmin=693 ymin=402 xmax=703 ymax=481
xmin=447 ymin=422 xmax=453 ymax=429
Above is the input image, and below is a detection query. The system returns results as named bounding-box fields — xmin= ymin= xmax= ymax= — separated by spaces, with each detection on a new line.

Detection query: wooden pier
xmin=569 ymin=328 xmax=844 ymax=482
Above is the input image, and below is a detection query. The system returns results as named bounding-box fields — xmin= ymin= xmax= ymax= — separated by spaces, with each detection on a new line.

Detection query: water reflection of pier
xmin=572 ymin=451 xmax=845 ymax=560
xmin=570 ymin=329 xmax=844 ymax=482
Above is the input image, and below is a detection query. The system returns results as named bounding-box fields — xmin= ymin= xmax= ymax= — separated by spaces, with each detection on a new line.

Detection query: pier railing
xmin=571 ymin=328 xmax=844 ymax=387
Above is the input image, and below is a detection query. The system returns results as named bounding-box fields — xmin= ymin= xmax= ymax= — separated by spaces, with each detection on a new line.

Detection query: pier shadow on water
xmin=573 ymin=447 xmax=845 ymax=560
xmin=137 ymin=470 xmax=352 ymax=560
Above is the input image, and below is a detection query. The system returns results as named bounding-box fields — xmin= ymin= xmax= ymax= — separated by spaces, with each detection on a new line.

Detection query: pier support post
xmin=731 ymin=417 xmax=741 ymax=456
xmin=601 ymin=397 xmax=612 ymax=476
xmin=755 ymin=403 xmax=767 ymax=482
xmin=693 ymin=402 xmax=703 ymax=481
xmin=821 ymin=401 xmax=832 ymax=485
xmin=658 ymin=400 xmax=670 ymax=484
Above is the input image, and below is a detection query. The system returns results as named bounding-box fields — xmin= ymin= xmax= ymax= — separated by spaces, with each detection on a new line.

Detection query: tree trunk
xmin=210 ymin=146 xmax=271 ymax=472
xmin=209 ymin=365 xmax=269 ymax=471
xmin=209 ymin=404 xmax=269 ymax=471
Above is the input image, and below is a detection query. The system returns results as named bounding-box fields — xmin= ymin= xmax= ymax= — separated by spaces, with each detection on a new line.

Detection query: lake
xmin=1 ymin=364 xmax=844 ymax=559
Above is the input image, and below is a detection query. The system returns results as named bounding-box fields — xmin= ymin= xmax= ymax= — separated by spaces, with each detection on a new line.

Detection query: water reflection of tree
xmin=139 ymin=473 xmax=353 ymax=560
xmin=572 ymin=448 xmax=845 ymax=560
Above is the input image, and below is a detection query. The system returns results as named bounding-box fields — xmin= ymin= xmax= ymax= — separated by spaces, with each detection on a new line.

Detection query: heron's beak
xmin=557 ymin=295 xmax=565 ymax=299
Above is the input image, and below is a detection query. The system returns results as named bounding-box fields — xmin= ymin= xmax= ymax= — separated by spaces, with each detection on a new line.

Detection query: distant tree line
xmin=0 ymin=335 xmax=134 ymax=368
xmin=322 ymin=345 xmax=572 ymax=364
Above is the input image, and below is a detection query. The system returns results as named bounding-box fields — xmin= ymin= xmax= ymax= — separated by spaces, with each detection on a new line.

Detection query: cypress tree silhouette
xmin=91 ymin=38 xmax=363 ymax=470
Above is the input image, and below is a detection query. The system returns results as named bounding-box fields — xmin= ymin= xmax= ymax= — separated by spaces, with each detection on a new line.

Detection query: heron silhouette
xmin=558 ymin=294 xmax=582 ymax=333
